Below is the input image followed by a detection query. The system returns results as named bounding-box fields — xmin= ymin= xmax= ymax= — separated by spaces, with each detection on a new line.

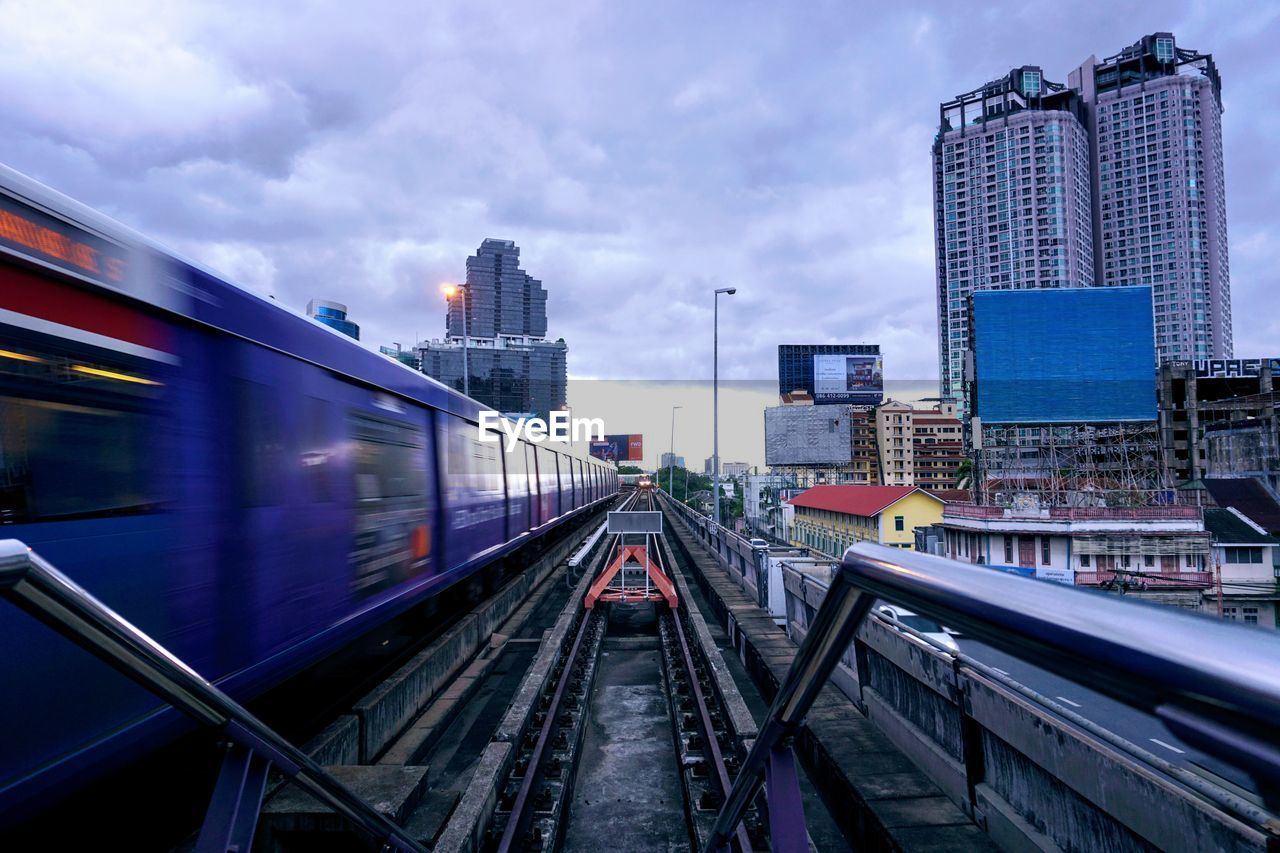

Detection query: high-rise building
xmin=417 ymin=337 xmax=567 ymax=418
xmin=1071 ymin=34 xmax=1230 ymax=361
xmin=306 ymin=299 xmax=360 ymax=340
xmin=934 ymin=34 xmax=1231 ymax=410
xmin=448 ymin=238 xmax=548 ymax=339
xmin=933 ymin=68 xmax=1094 ymax=409
xmin=419 ymin=239 xmax=567 ymax=418
xmin=660 ymin=452 xmax=685 ymax=469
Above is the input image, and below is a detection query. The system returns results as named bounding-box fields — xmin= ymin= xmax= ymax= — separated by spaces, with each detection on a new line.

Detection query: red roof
xmin=788 ymin=485 xmax=939 ymax=517
xmin=924 ymin=489 xmax=974 ymax=504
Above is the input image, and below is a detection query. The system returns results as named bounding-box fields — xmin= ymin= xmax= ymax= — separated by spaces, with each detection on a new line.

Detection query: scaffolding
xmin=976 ymin=421 xmax=1173 ymax=507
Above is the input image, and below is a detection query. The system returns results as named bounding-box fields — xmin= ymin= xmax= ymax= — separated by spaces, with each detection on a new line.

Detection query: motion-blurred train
xmin=0 ymin=165 xmax=617 ymax=814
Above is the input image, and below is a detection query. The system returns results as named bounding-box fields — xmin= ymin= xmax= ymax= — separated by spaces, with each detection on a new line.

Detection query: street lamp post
xmin=713 ymin=286 xmax=736 ymax=526
xmin=668 ymin=405 xmax=682 ymax=500
xmin=443 ymin=284 xmax=469 ymax=397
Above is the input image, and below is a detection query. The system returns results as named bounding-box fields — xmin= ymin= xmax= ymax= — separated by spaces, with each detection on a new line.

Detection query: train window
xmin=349 ymin=413 xmax=430 ymax=596
xmin=537 ymin=447 xmax=559 ymax=516
xmin=0 ymin=335 xmax=163 ymax=522
xmin=237 ymin=379 xmax=288 ymax=507
xmin=301 ymin=396 xmax=336 ymax=502
xmin=441 ymin=415 xmax=503 ymax=498
xmin=351 ymin=415 xmax=426 ymax=500
xmin=504 ymin=441 xmax=527 ymax=498
xmin=525 ymin=443 xmax=538 ymax=500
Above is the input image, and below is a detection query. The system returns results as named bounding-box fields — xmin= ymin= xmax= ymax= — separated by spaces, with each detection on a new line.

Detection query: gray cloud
xmin=1 ymin=0 xmax=1276 ymax=386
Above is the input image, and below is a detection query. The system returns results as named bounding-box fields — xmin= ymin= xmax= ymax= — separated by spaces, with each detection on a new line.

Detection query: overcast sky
xmin=3 ymin=0 xmax=1277 ymax=385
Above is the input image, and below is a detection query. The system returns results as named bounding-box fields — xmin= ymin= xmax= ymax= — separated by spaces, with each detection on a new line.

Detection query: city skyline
xmin=1 ymin=3 xmax=1276 ymax=384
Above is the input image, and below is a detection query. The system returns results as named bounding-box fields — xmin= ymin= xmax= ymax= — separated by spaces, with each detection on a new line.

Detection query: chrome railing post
xmin=705 ymin=558 xmax=873 ymax=850
xmin=0 ymin=540 xmax=427 ymax=852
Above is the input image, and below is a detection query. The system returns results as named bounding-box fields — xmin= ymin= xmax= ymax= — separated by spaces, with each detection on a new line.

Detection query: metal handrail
xmin=0 ymin=540 xmax=425 ymax=852
xmin=796 ymin=563 xmax=1278 ymax=831
xmin=706 ymin=539 xmax=1280 ymax=849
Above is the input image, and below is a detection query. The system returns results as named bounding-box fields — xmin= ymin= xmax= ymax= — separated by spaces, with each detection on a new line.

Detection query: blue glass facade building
xmin=972 ymin=286 xmax=1156 ymax=423
xmin=306 ymin=299 xmax=360 ymax=340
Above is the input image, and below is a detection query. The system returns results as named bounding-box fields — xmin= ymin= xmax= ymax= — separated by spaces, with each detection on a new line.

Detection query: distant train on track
xmin=0 ymin=164 xmax=617 ymax=815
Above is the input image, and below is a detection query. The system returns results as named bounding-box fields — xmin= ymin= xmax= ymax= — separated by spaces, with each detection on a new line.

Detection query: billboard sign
xmin=1193 ymin=358 xmax=1280 ymax=379
xmin=590 ymin=433 xmax=643 ymax=463
xmin=764 ymin=405 xmax=854 ymax=466
xmin=972 ymin=287 xmax=1157 ymax=424
xmin=812 ymin=354 xmax=883 ymax=405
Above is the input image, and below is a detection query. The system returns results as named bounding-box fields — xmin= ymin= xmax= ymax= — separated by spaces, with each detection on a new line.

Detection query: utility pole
xmin=1215 ymin=556 xmax=1224 ymax=617
xmin=443 ymin=284 xmax=470 ymax=397
xmin=713 ymin=286 xmax=736 ymax=526
xmin=668 ymin=405 xmax=682 ymax=499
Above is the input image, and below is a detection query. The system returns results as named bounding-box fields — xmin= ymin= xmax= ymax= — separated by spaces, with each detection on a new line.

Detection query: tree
xmin=618 ymin=465 xmax=644 ymax=474
xmin=655 ymin=466 xmax=712 ymax=506
xmin=955 ymin=457 xmax=974 ymax=490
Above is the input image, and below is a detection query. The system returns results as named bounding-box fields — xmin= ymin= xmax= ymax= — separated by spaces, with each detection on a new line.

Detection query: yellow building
xmin=787 ymin=485 xmax=946 ymax=555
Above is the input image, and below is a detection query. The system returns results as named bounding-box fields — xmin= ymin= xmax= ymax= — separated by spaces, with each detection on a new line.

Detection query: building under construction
xmin=969 ymin=287 xmax=1168 ymax=508
xmin=974 ymin=421 xmax=1171 ymax=508
xmin=1158 ymin=358 xmax=1280 ymax=497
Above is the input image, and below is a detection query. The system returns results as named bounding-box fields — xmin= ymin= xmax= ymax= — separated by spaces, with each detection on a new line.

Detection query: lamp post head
xmin=715 ymin=287 xmax=737 ymax=296
xmin=442 ymin=284 xmax=457 ymax=299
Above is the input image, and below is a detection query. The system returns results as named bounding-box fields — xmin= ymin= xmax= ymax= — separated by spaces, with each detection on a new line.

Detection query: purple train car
xmin=0 ymin=164 xmax=616 ymax=817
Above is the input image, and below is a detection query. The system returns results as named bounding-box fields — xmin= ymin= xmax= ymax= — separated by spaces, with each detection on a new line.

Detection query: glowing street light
xmin=442 ymin=283 xmax=469 ymax=397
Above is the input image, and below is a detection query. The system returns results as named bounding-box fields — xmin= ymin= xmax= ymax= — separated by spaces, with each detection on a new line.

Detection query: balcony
xmin=944 ymin=504 xmax=1201 ymax=521
xmin=1076 ymin=570 xmax=1213 ymax=589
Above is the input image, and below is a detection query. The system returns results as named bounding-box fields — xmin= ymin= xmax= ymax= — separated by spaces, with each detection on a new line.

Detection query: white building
xmin=722 ymin=461 xmax=750 ymax=478
xmin=1204 ymin=507 xmax=1280 ymax=628
xmin=939 ymin=501 xmax=1210 ymax=596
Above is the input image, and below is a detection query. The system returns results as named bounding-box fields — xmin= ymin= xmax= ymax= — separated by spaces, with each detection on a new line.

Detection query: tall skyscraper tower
xmin=933 ymin=67 xmax=1095 ymax=408
xmin=448 ymin=238 xmax=549 ymax=340
xmin=933 ymin=34 xmax=1232 ymax=411
xmin=421 ymin=238 xmax=567 ymax=417
xmin=1071 ymin=34 xmax=1230 ymax=361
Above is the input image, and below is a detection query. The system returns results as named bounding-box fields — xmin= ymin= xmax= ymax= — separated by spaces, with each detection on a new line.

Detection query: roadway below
xmin=956 ymin=637 xmax=1260 ymax=796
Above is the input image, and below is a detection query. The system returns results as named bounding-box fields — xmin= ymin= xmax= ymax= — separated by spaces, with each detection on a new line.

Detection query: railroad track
xmin=485 ymin=490 xmax=761 ymax=851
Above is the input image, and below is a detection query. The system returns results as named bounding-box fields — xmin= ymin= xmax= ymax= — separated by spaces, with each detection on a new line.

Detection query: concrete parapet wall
xmin=302 ymin=714 xmax=361 ymax=768
xmin=431 ymin=742 xmax=512 ymax=853
xmin=349 ymin=516 xmax=598 ymax=763
xmin=780 ymin=564 xmax=1270 ymax=853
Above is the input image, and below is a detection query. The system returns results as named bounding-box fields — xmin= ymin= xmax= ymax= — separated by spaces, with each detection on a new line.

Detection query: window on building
xmin=1080 ymin=553 xmax=1090 ymax=567
xmin=1041 ymin=537 xmax=1051 ymax=565
xmin=1224 ymin=547 xmax=1264 ymax=564
xmin=1155 ymin=37 xmax=1175 ymax=63
xmin=1022 ymin=70 xmax=1041 ymax=98
xmin=1244 ymin=607 xmax=1259 ymax=625
xmin=894 ymin=515 xmax=904 ymax=532
xmin=1004 ymin=534 xmax=1013 ymax=563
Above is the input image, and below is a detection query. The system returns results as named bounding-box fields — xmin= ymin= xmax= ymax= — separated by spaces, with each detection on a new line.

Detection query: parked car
xmin=874 ymin=603 xmax=959 ymax=652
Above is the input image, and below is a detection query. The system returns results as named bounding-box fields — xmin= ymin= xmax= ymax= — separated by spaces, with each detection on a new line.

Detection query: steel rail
xmin=496 ymin=607 xmax=598 ymax=852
